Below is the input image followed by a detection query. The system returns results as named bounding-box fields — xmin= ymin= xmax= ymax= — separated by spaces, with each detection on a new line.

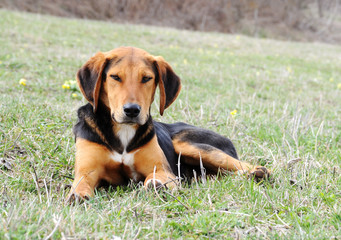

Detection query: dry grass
xmin=1 ymin=0 xmax=341 ymax=43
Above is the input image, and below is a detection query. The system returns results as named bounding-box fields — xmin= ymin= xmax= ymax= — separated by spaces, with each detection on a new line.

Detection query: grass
xmin=1 ymin=9 xmax=341 ymax=239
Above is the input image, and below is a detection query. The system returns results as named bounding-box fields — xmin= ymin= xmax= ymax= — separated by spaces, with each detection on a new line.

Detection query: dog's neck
xmin=115 ymin=124 xmax=137 ymax=151
xmin=95 ymin=102 xmax=155 ymax=153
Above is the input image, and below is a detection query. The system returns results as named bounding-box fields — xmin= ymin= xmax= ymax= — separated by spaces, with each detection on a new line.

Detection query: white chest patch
xmin=111 ymin=124 xmax=142 ymax=181
xmin=117 ymin=124 xmax=136 ymax=149
xmin=111 ymin=150 xmax=141 ymax=181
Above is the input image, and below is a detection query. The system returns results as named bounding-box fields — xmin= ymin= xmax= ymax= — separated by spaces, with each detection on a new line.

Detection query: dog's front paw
xmin=66 ymin=189 xmax=91 ymax=203
xmin=248 ymin=166 xmax=271 ymax=181
xmin=144 ymin=178 xmax=165 ymax=190
xmin=144 ymin=172 xmax=177 ymax=190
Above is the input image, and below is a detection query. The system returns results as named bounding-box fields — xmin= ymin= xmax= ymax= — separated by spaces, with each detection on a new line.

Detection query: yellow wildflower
xmin=337 ymin=83 xmax=341 ymax=90
xmin=230 ymin=109 xmax=237 ymax=116
xmin=286 ymin=66 xmax=292 ymax=73
xmin=183 ymin=59 xmax=188 ymax=65
xmin=329 ymin=77 xmax=334 ymax=82
xmin=62 ymin=83 xmax=70 ymax=89
xmin=19 ymin=78 xmax=27 ymax=86
xmin=72 ymin=93 xmax=78 ymax=98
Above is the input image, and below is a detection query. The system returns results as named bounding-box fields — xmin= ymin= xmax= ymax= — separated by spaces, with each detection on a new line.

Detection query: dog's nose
xmin=123 ymin=103 xmax=141 ymax=118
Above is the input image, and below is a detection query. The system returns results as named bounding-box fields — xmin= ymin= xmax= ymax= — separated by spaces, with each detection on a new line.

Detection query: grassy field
xmin=1 ymin=9 xmax=341 ymax=239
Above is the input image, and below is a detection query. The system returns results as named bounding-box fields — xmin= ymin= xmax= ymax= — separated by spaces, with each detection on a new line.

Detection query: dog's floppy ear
xmin=76 ymin=52 xmax=109 ymax=112
xmin=154 ymin=56 xmax=181 ymax=116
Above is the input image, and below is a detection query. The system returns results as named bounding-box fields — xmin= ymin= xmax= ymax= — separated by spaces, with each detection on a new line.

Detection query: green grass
xmin=1 ymin=9 xmax=341 ymax=239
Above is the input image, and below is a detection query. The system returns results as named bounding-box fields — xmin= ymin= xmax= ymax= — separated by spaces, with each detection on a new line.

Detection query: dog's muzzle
xmin=111 ymin=103 xmax=144 ymax=124
xmin=123 ymin=103 xmax=141 ymax=118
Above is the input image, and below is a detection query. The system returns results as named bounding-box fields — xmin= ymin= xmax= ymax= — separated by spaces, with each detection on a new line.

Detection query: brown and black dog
xmin=68 ymin=46 xmax=269 ymax=200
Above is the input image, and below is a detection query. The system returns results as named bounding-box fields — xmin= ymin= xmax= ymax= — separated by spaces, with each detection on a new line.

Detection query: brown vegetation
xmin=1 ymin=0 xmax=340 ymax=43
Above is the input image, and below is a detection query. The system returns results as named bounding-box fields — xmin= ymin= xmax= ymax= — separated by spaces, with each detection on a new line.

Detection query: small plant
xmin=19 ymin=78 xmax=27 ymax=86
xmin=62 ymin=80 xmax=81 ymax=99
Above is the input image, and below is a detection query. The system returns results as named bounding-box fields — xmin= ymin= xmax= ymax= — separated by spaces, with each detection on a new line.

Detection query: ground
xmin=0 ymin=10 xmax=340 ymax=239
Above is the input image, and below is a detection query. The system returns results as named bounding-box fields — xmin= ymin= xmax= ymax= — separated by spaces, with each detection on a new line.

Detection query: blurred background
xmin=1 ymin=0 xmax=340 ymax=44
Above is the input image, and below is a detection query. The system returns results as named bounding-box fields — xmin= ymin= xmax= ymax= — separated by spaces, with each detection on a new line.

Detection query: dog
xmin=68 ymin=46 xmax=269 ymax=200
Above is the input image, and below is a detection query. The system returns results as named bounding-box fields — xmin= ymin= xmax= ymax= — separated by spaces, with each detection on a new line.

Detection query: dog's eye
xmin=110 ymin=75 xmax=121 ymax=82
xmin=142 ymin=76 xmax=152 ymax=83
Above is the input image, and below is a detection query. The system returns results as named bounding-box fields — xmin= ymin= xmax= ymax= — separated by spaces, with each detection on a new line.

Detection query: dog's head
xmin=76 ymin=47 xmax=181 ymax=125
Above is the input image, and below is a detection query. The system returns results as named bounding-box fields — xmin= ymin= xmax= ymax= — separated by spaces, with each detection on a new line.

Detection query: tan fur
xmin=71 ymin=138 xmax=126 ymax=198
xmin=102 ymin=56 xmax=156 ymax=124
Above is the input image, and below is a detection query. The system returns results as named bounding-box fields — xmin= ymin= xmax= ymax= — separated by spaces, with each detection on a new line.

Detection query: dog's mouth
xmin=121 ymin=119 xmax=139 ymax=124
xmin=111 ymin=113 xmax=146 ymax=125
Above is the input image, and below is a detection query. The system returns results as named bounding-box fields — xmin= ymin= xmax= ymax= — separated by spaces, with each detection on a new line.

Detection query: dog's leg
xmin=133 ymin=136 xmax=177 ymax=189
xmin=68 ymin=139 xmax=124 ymax=200
xmin=172 ymin=139 xmax=270 ymax=180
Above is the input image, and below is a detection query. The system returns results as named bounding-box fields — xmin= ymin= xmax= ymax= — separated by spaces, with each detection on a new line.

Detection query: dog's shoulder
xmin=73 ymin=103 xmax=123 ymax=152
xmin=73 ymin=103 xmax=104 ymax=145
xmin=75 ymin=103 xmax=94 ymax=122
